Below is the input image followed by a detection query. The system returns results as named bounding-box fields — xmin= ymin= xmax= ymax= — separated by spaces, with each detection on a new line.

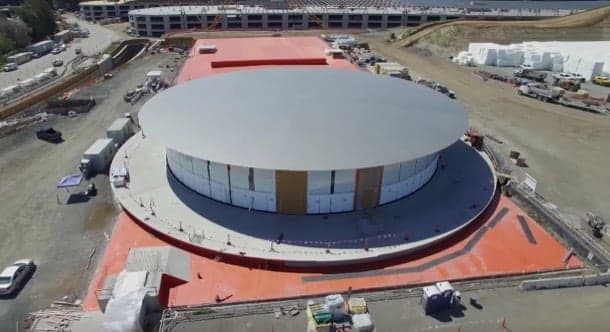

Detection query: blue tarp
xmin=57 ymin=174 xmax=84 ymax=188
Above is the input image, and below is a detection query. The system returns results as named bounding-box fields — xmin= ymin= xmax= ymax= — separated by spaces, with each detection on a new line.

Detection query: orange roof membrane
xmin=83 ymin=195 xmax=581 ymax=311
xmin=175 ymin=36 xmax=358 ymax=83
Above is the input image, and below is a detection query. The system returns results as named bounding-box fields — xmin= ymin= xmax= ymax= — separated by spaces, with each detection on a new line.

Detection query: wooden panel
xmin=275 ymin=170 xmax=308 ymax=214
xmin=354 ymin=166 xmax=383 ymax=210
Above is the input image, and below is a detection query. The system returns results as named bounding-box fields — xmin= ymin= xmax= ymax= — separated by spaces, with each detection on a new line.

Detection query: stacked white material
xmin=452 ymin=51 xmax=475 ymax=66
xmin=467 ymin=41 xmax=610 ymax=79
xmin=324 ymin=294 xmax=345 ymax=320
xmin=352 ymin=313 xmax=375 ymax=332
xmin=468 ymin=43 xmax=497 ymax=65
xmin=103 ymin=271 xmax=148 ymax=332
xmin=496 ymin=47 xmax=523 ymax=67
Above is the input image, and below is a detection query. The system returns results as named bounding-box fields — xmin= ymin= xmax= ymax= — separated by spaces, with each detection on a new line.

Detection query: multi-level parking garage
xmin=79 ymin=1 xmax=581 ymax=37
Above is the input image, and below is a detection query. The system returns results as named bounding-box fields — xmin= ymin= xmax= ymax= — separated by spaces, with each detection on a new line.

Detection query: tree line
xmin=0 ymin=0 xmax=57 ymax=59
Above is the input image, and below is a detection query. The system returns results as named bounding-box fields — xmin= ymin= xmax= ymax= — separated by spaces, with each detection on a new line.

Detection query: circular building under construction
xmin=111 ymin=52 xmax=496 ymax=267
xmin=139 ymin=68 xmax=468 ymax=215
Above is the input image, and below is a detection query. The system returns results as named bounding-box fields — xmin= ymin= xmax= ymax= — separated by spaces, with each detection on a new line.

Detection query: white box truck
xmin=106 ymin=118 xmax=134 ymax=146
xmin=80 ymin=138 xmax=117 ymax=177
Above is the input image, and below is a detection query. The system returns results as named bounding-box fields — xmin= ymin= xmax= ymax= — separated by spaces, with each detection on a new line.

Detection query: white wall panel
xmin=380 ymin=184 xmax=397 ymax=204
xmin=382 ymin=163 xmax=400 ymax=185
xmin=333 ymin=169 xmax=356 ymax=193
xmin=308 ymin=171 xmax=331 ymax=194
xmin=307 ymin=195 xmax=320 ymax=214
xmin=252 ymin=191 xmax=269 ymax=211
xmin=400 ymin=159 xmax=416 ymax=179
xmin=330 ymin=193 xmax=354 ymax=212
xmin=319 ymin=195 xmax=331 ymax=214
xmin=254 ymin=168 xmax=275 ymax=193
xmin=267 ymin=195 xmax=276 ymax=212
xmin=231 ymin=187 xmax=253 ymax=209
xmin=210 ymin=181 xmax=229 ymax=202
xmin=209 ymin=161 xmax=229 ymax=185
xmin=192 ymin=158 xmax=209 ymax=178
xmin=230 ymin=165 xmax=250 ymax=190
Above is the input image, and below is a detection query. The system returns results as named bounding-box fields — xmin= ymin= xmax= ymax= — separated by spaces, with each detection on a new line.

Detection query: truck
xmin=514 ymin=69 xmax=547 ymax=83
xmin=79 ymin=138 xmax=117 ymax=178
xmin=36 ymin=127 xmax=62 ymax=143
xmin=7 ymin=52 xmax=32 ymax=65
xmin=519 ymin=83 xmax=608 ymax=113
xmin=517 ymin=83 xmax=561 ymax=102
xmin=106 ymin=117 xmax=134 ymax=146
xmin=53 ymin=30 xmax=73 ymax=44
xmin=26 ymin=40 xmax=55 ymax=56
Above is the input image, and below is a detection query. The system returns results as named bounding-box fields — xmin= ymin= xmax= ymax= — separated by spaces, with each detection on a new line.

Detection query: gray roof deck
xmin=139 ymin=68 xmax=467 ymax=171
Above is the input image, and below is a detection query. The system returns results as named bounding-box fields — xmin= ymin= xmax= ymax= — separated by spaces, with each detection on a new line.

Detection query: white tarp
xmin=467 ymin=41 xmax=610 ymax=79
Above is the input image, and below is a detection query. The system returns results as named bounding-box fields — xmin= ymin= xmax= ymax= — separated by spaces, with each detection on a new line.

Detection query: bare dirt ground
xmin=414 ymin=15 xmax=610 ymax=58
xmin=0 ymin=52 xmax=177 ymax=328
xmin=356 ymin=34 xmax=610 ymax=227
xmin=393 ymin=5 xmax=610 ymax=48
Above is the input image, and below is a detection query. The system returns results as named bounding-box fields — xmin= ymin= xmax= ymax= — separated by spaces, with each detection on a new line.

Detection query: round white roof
xmin=139 ymin=68 xmax=468 ymax=171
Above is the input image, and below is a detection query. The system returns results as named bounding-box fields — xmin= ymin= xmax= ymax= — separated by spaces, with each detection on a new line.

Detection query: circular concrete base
xmin=110 ymin=134 xmax=496 ymax=267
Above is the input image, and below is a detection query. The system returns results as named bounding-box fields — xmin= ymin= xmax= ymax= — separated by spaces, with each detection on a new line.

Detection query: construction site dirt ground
xmin=356 ymin=33 xmax=610 ymax=231
xmin=0 ymin=52 xmax=178 ymax=328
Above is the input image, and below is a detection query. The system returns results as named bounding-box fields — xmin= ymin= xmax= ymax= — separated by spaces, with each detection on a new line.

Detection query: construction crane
xmin=207 ymin=0 xmax=232 ymax=30
xmin=286 ymin=0 xmax=327 ymax=29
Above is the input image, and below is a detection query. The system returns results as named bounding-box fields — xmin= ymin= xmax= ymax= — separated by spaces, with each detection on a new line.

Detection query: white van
xmin=3 ymin=62 xmax=18 ymax=72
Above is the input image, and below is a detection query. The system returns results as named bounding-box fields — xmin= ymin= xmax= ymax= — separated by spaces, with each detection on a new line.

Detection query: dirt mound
xmin=394 ymin=6 xmax=610 ymax=48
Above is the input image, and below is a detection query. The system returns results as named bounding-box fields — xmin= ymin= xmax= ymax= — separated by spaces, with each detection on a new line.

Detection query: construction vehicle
xmin=592 ymin=76 xmax=610 ymax=87
xmin=514 ymin=69 xmax=547 ymax=83
xmin=553 ymin=79 xmax=581 ymax=92
xmin=517 ymin=83 xmax=561 ymax=102
xmin=586 ymin=212 xmax=606 ymax=238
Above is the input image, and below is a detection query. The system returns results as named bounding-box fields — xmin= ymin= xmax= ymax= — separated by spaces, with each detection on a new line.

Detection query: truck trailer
xmin=7 ymin=52 xmax=32 ymax=65
xmin=26 ymin=40 xmax=55 ymax=56
xmin=80 ymin=138 xmax=117 ymax=177
xmin=106 ymin=117 xmax=134 ymax=146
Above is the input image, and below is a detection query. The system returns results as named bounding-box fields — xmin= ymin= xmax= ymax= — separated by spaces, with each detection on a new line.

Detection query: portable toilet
xmin=436 ymin=281 xmax=455 ymax=306
xmin=421 ymin=285 xmax=442 ymax=314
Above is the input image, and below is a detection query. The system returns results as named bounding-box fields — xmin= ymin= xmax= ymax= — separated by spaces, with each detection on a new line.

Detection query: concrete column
xmin=164 ymin=16 xmax=170 ymax=32
xmin=341 ymin=14 xmax=348 ymax=28
xmin=381 ymin=14 xmax=388 ymax=29
xmin=302 ymin=14 xmax=308 ymax=29
xmin=362 ymin=14 xmax=368 ymax=29
xmin=282 ymin=13 xmax=288 ymax=29
xmin=262 ymin=14 xmax=269 ymax=29
xmin=221 ymin=16 xmax=228 ymax=29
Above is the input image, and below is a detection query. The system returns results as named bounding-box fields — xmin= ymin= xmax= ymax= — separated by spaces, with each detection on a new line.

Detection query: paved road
xmin=0 ymin=52 xmax=173 ymax=329
xmin=0 ymin=15 xmax=121 ymax=92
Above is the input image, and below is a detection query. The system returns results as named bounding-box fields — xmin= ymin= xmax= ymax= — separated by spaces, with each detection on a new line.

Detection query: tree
xmin=19 ymin=0 xmax=56 ymax=41
xmin=0 ymin=17 xmax=31 ymax=49
xmin=0 ymin=32 xmax=14 ymax=55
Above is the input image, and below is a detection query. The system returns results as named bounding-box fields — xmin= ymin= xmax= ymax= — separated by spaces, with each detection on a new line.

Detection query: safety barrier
xmin=0 ymin=65 xmax=99 ymax=121
xmin=521 ymin=271 xmax=610 ymax=290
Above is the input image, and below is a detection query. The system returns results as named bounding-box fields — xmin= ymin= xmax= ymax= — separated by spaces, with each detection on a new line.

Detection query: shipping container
xmin=106 ymin=118 xmax=134 ymax=146
xmin=81 ymin=138 xmax=117 ymax=175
